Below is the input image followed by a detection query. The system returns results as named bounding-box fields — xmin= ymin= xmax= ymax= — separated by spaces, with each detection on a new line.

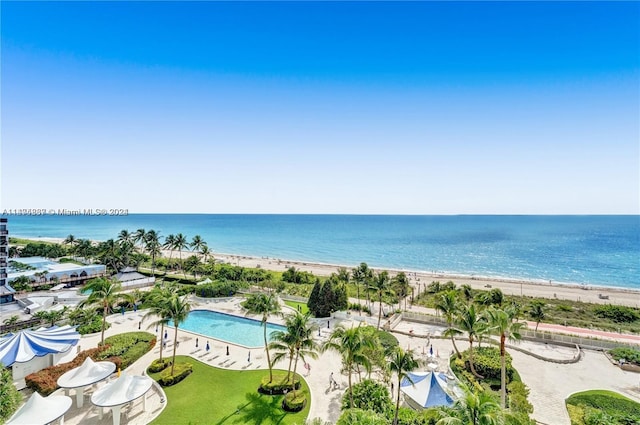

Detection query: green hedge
xmin=258 ymin=373 xmax=301 ymax=395
xmin=97 ymin=332 xmax=156 ymax=369
xmin=566 ymin=391 xmax=640 ymax=424
xmin=76 ymin=316 xmax=108 ymax=335
xmin=158 ymin=362 xmax=193 ymax=387
xmin=282 ymin=391 xmax=306 ymax=412
xmin=609 ymin=347 xmax=640 ymax=366
xmin=148 ymin=358 xmax=172 ymax=374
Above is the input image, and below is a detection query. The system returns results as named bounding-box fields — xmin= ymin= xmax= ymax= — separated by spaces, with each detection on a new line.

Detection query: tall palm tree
xmin=163 ymin=234 xmax=176 ymax=272
xmin=76 ymin=239 xmax=94 ymax=261
xmin=322 ymin=324 xmax=376 ymax=407
xmin=391 ymin=272 xmax=410 ymax=311
xmin=80 ymin=278 xmax=132 ymax=344
xmin=173 ymin=233 xmax=189 ymax=278
xmin=437 ymin=386 xmax=504 ymax=425
xmin=117 ymin=229 xmax=133 ymax=246
xmin=190 ymin=235 xmax=207 ymax=255
xmin=352 ymin=262 xmax=373 ymax=315
xmin=456 ymin=303 xmax=487 ymax=379
xmin=97 ymin=239 xmax=121 ymax=272
xmin=166 ymin=294 xmax=191 ymax=375
xmin=144 ymin=284 xmax=178 ymax=361
xmin=460 ymin=284 xmax=474 ymax=302
xmin=244 ymin=293 xmax=281 ymax=382
xmin=199 ymin=245 xmax=212 ymax=263
xmin=63 ymin=234 xmax=77 ymax=256
xmin=269 ymin=311 xmax=319 ymax=390
xmin=369 ymin=271 xmax=394 ymax=329
xmin=485 ymin=307 xmax=525 ymax=408
xmin=435 ymin=290 xmax=462 ymax=358
xmin=388 ymin=347 xmax=421 ymax=425
xmin=133 ymin=228 xmax=147 ymax=250
xmin=528 ymin=301 xmax=546 ymax=332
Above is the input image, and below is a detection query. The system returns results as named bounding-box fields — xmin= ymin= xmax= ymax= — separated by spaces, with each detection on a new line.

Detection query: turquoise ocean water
xmin=4 ymin=214 xmax=639 ymax=289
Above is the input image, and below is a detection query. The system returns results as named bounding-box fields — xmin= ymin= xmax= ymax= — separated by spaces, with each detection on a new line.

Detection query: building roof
xmin=0 ymin=325 xmax=81 ymax=367
xmin=400 ymin=371 xmax=454 ymax=409
xmin=113 ymin=270 xmax=147 ymax=282
xmin=8 ymin=257 xmax=105 ymax=282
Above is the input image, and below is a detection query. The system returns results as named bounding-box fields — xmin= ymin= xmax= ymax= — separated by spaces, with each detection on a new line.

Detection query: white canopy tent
xmin=57 ymin=357 xmax=116 ymax=408
xmin=91 ymin=373 xmax=153 ymax=425
xmin=400 ymin=371 xmax=454 ymax=410
xmin=0 ymin=325 xmax=81 ymax=381
xmin=6 ymin=392 xmax=72 ymax=425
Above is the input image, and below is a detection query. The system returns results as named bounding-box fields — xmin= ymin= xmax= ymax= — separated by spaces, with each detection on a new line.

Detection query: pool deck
xmin=9 ymin=297 xmax=640 ymax=425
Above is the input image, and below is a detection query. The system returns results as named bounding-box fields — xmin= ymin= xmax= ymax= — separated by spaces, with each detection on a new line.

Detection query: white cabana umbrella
xmin=57 ymin=357 xmax=116 ymax=408
xmin=91 ymin=373 xmax=153 ymax=425
xmin=0 ymin=325 xmax=80 ymax=367
xmin=6 ymin=392 xmax=72 ymax=425
xmin=400 ymin=371 xmax=454 ymax=409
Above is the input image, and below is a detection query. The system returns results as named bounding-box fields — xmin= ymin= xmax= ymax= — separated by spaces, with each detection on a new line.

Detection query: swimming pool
xmin=171 ymin=310 xmax=286 ymax=347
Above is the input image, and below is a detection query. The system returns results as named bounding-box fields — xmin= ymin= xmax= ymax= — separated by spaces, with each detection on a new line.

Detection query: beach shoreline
xmin=14 ymin=235 xmax=640 ymax=308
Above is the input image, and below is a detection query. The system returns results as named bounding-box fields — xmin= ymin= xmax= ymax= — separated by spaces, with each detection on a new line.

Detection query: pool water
xmin=170 ymin=310 xmax=285 ymax=347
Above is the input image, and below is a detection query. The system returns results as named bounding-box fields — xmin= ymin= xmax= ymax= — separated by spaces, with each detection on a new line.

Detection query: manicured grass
xmin=149 ymin=356 xmax=310 ymax=425
xmin=284 ymin=300 xmax=309 ymax=315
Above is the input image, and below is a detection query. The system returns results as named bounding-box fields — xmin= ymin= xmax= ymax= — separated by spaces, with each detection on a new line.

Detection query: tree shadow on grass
xmin=215 ymin=392 xmax=288 ymax=425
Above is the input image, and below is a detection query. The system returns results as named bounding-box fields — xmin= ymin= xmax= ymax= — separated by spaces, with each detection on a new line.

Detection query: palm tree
xmin=460 ymin=284 xmax=474 ymax=302
xmin=190 ymin=235 xmax=207 ymax=255
xmin=76 ymin=239 xmax=94 ymax=261
xmin=63 ymin=234 xmax=77 ymax=255
xmin=173 ymin=233 xmax=189 ymax=278
xmin=485 ymin=307 xmax=525 ymax=408
xmin=456 ymin=303 xmax=487 ymax=379
xmin=163 ymin=234 xmax=176 ymax=272
xmin=352 ymin=263 xmax=373 ymax=315
xmin=80 ymin=278 xmax=132 ymax=344
xmin=96 ymin=239 xmax=121 ymax=272
xmin=144 ymin=284 xmax=178 ymax=361
xmin=269 ymin=311 xmax=319 ymax=389
xmin=435 ymin=290 xmax=462 ymax=358
xmin=117 ymin=229 xmax=133 ymax=246
xmin=322 ymin=324 xmax=376 ymax=407
xmin=166 ymin=294 xmax=191 ymax=375
xmin=391 ymin=272 xmax=410 ymax=311
xmin=369 ymin=271 xmax=394 ymax=329
xmin=244 ymin=293 xmax=281 ymax=382
xmin=199 ymin=245 xmax=212 ymax=263
xmin=528 ymin=301 xmax=546 ymax=332
xmin=437 ymin=387 xmax=505 ymax=425
xmin=388 ymin=347 xmax=421 ymax=425
xmin=133 ymin=228 xmax=147 ymax=250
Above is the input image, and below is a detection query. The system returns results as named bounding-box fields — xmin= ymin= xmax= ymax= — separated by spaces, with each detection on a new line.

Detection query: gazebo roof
xmin=6 ymin=392 xmax=72 ymax=425
xmin=0 ymin=325 xmax=80 ymax=367
xmin=401 ymin=371 xmax=454 ymax=408
xmin=91 ymin=373 xmax=153 ymax=407
xmin=57 ymin=357 xmax=116 ymax=389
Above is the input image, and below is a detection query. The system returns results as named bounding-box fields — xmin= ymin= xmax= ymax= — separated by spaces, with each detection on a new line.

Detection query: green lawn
xmin=283 ymin=300 xmax=309 ymax=315
xmin=149 ymin=356 xmax=310 ymax=425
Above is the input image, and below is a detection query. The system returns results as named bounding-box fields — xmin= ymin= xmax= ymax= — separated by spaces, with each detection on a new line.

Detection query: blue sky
xmin=1 ymin=1 xmax=638 ymax=214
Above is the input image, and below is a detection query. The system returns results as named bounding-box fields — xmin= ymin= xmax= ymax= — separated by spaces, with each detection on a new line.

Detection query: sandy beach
xmin=18 ymin=236 xmax=640 ymax=308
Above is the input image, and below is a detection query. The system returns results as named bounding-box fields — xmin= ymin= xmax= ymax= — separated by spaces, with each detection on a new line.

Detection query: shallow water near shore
xmin=6 ymin=214 xmax=640 ymax=289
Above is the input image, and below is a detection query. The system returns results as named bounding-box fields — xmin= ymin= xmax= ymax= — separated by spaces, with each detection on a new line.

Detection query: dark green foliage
xmin=158 ymin=362 xmax=193 ymax=386
xmin=476 ymin=288 xmax=504 ymax=306
xmin=375 ymin=330 xmax=399 ymax=354
xmin=336 ymin=409 xmax=389 ymax=425
xmin=0 ymin=367 xmax=22 ymax=423
xmin=308 ymin=277 xmax=348 ymax=318
xmin=348 ymin=302 xmax=372 ymax=314
xmin=341 ymin=379 xmax=393 ymax=414
xmin=393 ymin=407 xmax=441 ymax=425
xmin=19 ymin=242 xmax=67 ymax=258
xmin=609 ymin=347 xmax=640 ymax=366
xmin=76 ymin=315 xmax=108 ymax=334
xmin=593 ymin=305 xmax=640 ymax=323
xmin=282 ymin=391 xmax=307 ymax=412
xmin=282 ymin=267 xmax=315 ymax=284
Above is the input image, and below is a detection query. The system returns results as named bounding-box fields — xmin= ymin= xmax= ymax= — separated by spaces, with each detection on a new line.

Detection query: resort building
xmin=8 ymin=256 xmax=107 ymax=289
xmin=0 ymin=218 xmax=15 ymax=304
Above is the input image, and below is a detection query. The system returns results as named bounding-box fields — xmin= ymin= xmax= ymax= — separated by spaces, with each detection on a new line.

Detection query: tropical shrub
xmin=0 ymin=367 xmax=22 ymax=423
xmin=348 ymin=302 xmax=372 ymax=315
xmin=147 ymin=358 xmax=172 ymax=373
xmin=195 ymin=281 xmax=245 ymax=298
xmin=566 ymin=390 xmax=640 ymax=425
xmin=341 ymin=379 xmax=392 ymax=414
xmin=336 ymin=409 xmax=389 ymax=425
xmin=609 ymin=347 xmax=640 ymax=366
xmin=97 ymin=332 xmax=155 ymax=369
xmin=259 ymin=373 xmax=301 ymax=394
xmin=76 ymin=315 xmax=106 ymax=335
xmin=593 ymin=305 xmax=640 ymax=323
xmin=158 ymin=362 xmax=192 ymax=387
xmin=282 ymin=391 xmax=307 ymax=412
